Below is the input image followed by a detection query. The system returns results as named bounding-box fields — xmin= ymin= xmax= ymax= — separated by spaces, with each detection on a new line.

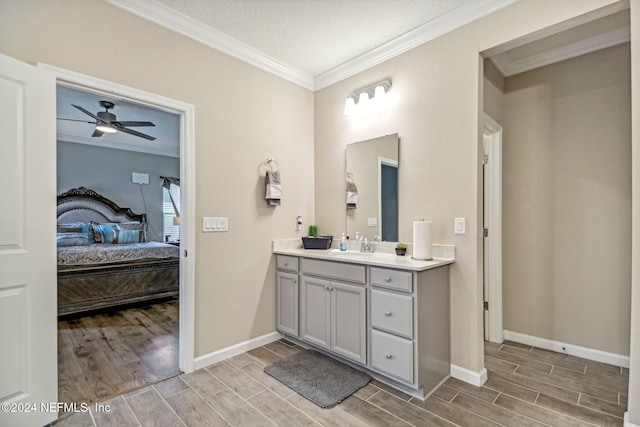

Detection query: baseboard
xmin=625 ymin=412 xmax=640 ymax=427
xmin=503 ymin=330 xmax=630 ymax=369
xmin=193 ymin=331 xmax=282 ymax=370
xmin=450 ymin=364 xmax=487 ymax=387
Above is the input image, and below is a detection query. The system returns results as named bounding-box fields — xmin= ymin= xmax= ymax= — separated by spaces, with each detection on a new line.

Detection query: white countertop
xmin=273 ymin=239 xmax=455 ymax=272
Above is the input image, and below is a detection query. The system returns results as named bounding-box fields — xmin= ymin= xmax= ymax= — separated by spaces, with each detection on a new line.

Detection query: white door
xmin=0 ymin=53 xmax=58 ymax=426
xmin=482 ymin=113 xmax=504 ymax=344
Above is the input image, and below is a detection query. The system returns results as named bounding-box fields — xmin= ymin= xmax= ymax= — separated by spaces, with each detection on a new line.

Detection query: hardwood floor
xmin=51 ymin=338 xmax=627 ymax=426
xmin=57 ymin=298 xmax=180 ymax=405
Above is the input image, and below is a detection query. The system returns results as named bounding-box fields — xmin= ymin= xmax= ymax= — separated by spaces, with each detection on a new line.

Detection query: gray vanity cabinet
xmin=369 ymin=265 xmax=451 ymax=394
xmin=300 ymin=259 xmax=367 ymax=365
xmin=276 ymin=256 xmax=299 ymax=337
xmin=274 ymin=249 xmax=452 ymax=399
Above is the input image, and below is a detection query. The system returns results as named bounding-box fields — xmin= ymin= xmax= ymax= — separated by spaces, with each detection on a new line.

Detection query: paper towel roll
xmin=413 ymin=220 xmax=433 ymax=260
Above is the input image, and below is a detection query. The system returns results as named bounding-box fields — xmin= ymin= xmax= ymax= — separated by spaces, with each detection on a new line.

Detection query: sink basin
xmin=328 ymin=249 xmax=373 ymax=256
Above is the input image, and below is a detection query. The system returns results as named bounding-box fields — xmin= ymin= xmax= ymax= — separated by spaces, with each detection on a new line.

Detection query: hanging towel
xmin=346 ymin=181 xmax=358 ymax=209
xmin=266 ymin=170 xmax=281 ymax=206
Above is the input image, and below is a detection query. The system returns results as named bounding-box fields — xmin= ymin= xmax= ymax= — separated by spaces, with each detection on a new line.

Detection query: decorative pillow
xmin=57 ymin=223 xmax=91 ymax=247
xmin=113 ymin=228 xmax=144 ymax=244
xmin=91 ymin=223 xmax=119 ymax=244
xmin=118 ymin=222 xmax=148 ymax=243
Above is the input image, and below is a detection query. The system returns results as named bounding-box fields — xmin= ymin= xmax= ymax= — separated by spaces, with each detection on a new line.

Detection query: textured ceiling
xmin=152 ymin=0 xmax=473 ymax=76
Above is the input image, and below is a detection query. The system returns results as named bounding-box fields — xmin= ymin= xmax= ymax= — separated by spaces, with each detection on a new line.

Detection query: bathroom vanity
xmin=273 ymin=241 xmax=455 ymax=399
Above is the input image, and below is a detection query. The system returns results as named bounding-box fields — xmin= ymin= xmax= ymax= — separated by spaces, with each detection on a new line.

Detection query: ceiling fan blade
xmin=118 ymin=127 xmax=156 ymax=141
xmin=113 ymin=121 xmax=155 ymax=127
xmin=71 ymin=104 xmax=102 ymax=122
xmin=92 ymin=128 xmax=104 ymax=138
xmin=57 ymin=118 xmax=97 ymax=124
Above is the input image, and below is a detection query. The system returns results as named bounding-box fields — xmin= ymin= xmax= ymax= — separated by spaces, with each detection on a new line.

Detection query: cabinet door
xmin=300 ymin=276 xmax=331 ymax=349
xmin=276 ymin=271 xmax=299 ymax=337
xmin=331 ymin=282 xmax=367 ymax=364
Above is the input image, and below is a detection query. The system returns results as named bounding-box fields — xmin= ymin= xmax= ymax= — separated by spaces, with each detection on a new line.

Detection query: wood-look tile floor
xmin=57 ymin=298 xmax=180 ymax=405
xmin=52 ymin=339 xmax=628 ymax=427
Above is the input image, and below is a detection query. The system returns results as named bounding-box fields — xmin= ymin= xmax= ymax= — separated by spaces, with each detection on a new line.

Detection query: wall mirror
xmin=346 ymin=133 xmax=399 ymax=241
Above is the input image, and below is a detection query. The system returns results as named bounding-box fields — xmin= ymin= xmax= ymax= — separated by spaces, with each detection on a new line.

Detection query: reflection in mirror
xmin=346 ymin=134 xmax=399 ymax=241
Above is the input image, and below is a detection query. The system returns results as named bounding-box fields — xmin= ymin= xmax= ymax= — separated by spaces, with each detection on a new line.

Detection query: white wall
xmin=57 ymin=141 xmax=180 ymax=242
xmin=0 ymin=0 xmax=315 ymax=357
xmin=314 ymin=0 xmax=626 ymax=376
xmin=501 ymin=43 xmax=631 ymax=356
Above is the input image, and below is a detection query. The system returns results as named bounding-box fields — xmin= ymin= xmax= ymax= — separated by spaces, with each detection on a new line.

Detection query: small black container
xmin=302 ymin=236 xmax=333 ymax=250
xmin=395 ymin=247 xmax=407 ymax=256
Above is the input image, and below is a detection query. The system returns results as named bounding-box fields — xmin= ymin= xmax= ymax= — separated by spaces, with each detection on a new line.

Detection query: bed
xmin=56 ymin=187 xmax=179 ymax=316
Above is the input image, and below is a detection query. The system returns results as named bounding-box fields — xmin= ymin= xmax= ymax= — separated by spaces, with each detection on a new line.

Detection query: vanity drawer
xmin=371 ymin=290 xmax=413 ymax=339
xmin=371 ymin=267 xmax=412 ymax=292
xmin=371 ymin=329 xmax=413 ymax=384
xmin=302 ymin=258 xmax=365 ymax=284
xmin=277 ymin=255 xmax=299 ymax=272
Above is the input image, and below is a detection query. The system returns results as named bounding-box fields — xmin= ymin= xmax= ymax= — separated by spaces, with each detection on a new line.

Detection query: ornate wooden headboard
xmin=56 ymin=187 xmax=146 ymax=224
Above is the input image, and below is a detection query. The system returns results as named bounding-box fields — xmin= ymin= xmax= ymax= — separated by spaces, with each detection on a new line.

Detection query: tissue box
xmin=302 ymin=236 xmax=333 ymax=250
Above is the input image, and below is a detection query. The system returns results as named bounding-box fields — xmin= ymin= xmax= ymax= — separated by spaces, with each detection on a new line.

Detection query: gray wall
xmin=57 ymin=141 xmax=180 ymax=242
xmin=501 ymin=43 xmax=631 ymax=355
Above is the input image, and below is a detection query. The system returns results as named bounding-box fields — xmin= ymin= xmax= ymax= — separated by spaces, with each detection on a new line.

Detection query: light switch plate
xmin=367 ymin=217 xmax=378 ymax=227
xmin=454 ymin=217 xmax=466 ymax=234
xmin=203 ymin=216 xmax=228 ymax=232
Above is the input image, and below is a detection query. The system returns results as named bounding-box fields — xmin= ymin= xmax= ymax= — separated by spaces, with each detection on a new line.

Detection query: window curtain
xmin=161 ymin=176 xmax=180 ymax=217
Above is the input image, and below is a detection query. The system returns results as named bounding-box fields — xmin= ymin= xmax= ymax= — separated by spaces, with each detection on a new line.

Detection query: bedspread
xmin=57 ymin=242 xmax=179 ymax=266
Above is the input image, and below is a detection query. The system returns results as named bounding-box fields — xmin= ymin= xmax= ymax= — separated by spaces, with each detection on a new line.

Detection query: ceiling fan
xmin=57 ymin=100 xmax=156 ymax=141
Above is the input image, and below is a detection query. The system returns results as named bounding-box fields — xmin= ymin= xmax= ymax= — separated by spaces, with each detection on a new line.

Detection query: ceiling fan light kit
xmin=58 ymin=100 xmax=157 ymax=141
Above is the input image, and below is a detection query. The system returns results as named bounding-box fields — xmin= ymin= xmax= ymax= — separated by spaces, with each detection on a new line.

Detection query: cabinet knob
xmin=283 ymin=262 xmax=288 ymax=266
xmin=385 ymin=311 xmax=392 ymax=317
xmin=293 ymin=279 xmax=297 ymax=284
xmin=384 ymin=277 xmax=392 ymax=282
xmin=386 ymin=354 xmax=393 ymax=359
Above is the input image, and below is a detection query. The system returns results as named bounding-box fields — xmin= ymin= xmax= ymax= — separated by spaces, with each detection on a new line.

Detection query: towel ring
xmin=346 ymin=172 xmax=355 ymax=182
xmin=265 ymin=158 xmax=279 ymax=171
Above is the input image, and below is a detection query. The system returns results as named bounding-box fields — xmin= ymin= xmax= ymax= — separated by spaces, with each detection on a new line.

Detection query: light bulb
xmin=344 ymin=97 xmax=355 ymax=116
xmin=374 ymin=85 xmax=386 ymax=103
xmin=96 ymin=124 xmax=117 ymax=133
xmin=358 ymin=92 xmax=370 ymax=113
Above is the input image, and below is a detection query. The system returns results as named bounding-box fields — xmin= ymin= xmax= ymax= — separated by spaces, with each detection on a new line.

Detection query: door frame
xmin=38 ymin=63 xmax=196 ymax=373
xmin=483 ymin=113 xmax=503 ymax=344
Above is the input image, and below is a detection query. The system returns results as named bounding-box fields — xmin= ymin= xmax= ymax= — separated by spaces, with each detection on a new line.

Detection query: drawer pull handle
xmin=386 ymin=354 xmax=393 ymax=360
xmin=384 ymin=277 xmax=392 ymax=282
xmin=385 ymin=311 xmax=392 ymax=317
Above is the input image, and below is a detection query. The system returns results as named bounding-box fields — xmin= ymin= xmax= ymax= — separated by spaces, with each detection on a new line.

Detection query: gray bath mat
xmin=263 ymin=349 xmax=370 ymax=408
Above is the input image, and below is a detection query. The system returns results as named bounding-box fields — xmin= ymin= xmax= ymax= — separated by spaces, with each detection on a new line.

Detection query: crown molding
xmin=313 ymin=0 xmax=519 ymax=90
xmin=103 ymin=0 xmax=314 ymax=90
xmin=490 ymin=24 xmax=630 ymax=77
xmin=104 ymin=0 xmax=518 ymax=91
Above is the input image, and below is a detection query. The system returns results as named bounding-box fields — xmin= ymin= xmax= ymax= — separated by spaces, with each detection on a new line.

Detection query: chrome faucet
xmin=359 ymin=235 xmax=381 ymax=253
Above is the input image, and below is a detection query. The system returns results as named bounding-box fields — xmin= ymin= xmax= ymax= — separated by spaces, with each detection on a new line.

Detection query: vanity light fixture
xmin=344 ymin=79 xmax=392 ymax=116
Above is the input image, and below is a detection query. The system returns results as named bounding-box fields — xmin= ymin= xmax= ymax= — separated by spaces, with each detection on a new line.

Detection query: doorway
xmin=379 ymin=157 xmax=399 ymax=242
xmin=42 ymin=63 xmax=196 ymax=401
xmin=480 ymin=10 xmax=631 ymax=365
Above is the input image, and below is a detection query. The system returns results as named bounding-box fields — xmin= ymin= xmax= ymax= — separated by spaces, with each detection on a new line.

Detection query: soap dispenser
xmin=340 ymin=233 xmax=347 ymax=251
